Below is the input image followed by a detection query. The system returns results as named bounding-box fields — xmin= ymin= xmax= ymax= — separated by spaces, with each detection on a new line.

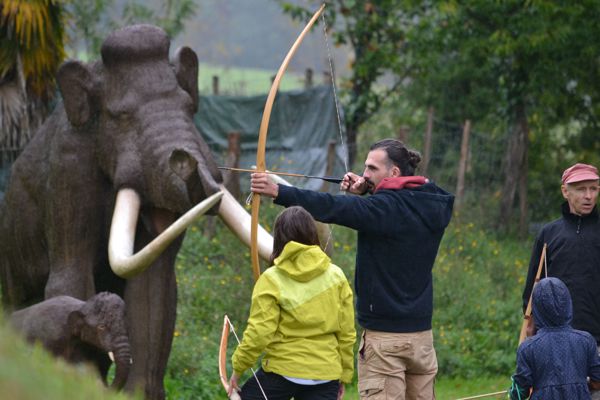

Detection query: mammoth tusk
xmin=217 ymin=185 xmax=273 ymax=261
xmin=108 ymin=351 xmax=115 ymax=362
xmin=265 ymin=171 xmax=291 ymax=187
xmin=108 ymin=189 xmax=224 ymax=278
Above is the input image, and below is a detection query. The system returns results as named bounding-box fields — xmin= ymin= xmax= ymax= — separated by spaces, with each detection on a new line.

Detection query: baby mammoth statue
xmin=10 ymin=292 xmax=131 ymax=390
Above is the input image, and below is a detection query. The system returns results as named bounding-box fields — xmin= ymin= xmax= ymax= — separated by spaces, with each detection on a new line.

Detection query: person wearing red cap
xmin=522 ymin=162 xmax=600 ymax=399
xmin=251 ymin=139 xmax=454 ymax=400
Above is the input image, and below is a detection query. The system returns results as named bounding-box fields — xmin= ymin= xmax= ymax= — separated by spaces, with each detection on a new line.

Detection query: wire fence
xmin=398 ymin=115 xmax=510 ymax=222
xmin=0 ymin=116 xmax=509 ymax=201
xmin=423 ymin=117 xmax=508 ymax=193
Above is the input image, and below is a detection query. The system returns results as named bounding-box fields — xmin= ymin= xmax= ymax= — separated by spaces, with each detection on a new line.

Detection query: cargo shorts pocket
xmin=359 ymin=331 xmax=378 ymax=363
xmin=358 ymin=378 xmax=385 ymax=399
xmin=379 ymin=341 xmax=410 ymax=356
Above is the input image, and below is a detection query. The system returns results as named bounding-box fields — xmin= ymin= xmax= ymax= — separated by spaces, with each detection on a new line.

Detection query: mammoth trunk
xmin=110 ymin=337 xmax=132 ymax=390
xmin=107 ymin=120 xmax=226 ymax=278
xmin=140 ymin=121 xmax=221 ymax=210
xmin=108 ymin=121 xmax=277 ymax=278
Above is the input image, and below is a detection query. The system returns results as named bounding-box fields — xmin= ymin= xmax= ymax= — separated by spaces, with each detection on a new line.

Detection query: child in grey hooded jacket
xmin=509 ymin=277 xmax=600 ymax=399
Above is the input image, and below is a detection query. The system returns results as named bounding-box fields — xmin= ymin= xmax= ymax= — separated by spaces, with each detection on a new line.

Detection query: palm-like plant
xmin=0 ymin=0 xmax=66 ymax=153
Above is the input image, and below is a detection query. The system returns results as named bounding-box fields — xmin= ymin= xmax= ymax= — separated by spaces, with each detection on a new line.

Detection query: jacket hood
xmin=374 ymin=176 xmax=428 ymax=192
xmin=402 ymin=182 xmax=454 ymax=232
xmin=274 ymin=241 xmax=330 ymax=282
xmin=532 ymin=277 xmax=572 ymax=329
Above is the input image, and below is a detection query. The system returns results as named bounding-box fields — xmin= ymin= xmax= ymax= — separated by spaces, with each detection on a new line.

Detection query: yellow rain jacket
xmin=232 ymin=241 xmax=355 ymax=383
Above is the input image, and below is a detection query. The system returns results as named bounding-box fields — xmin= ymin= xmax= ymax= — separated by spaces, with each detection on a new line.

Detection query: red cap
xmin=561 ymin=163 xmax=599 ymax=185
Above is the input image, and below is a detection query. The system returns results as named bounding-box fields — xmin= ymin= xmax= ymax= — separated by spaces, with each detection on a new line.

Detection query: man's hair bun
xmin=407 ymin=150 xmax=422 ymax=168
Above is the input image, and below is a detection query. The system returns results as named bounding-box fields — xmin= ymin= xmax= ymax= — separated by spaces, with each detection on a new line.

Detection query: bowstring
xmin=321 ymin=7 xmax=349 ymax=252
xmin=321 ymin=9 xmax=348 ymax=174
xmin=543 ymin=245 xmax=548 ymax=278
xmin=226 ymin=316 xmax=269 ymax=400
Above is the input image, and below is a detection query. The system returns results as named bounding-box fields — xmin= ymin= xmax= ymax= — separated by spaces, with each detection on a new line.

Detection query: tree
xmin=0 ymin=0 xmax=66 ymax=152
xmin=65 ymin=0 xmax=197 ymax=58
xmin=0 ymin=0 xmax=197 ymax=160
xmin=278 ymin=0 xmax=420 ymax=166
xmin=64 ymin=0 xmax=114 ymax=57
xmin=406 ymin=1 xmax=600 ymax=232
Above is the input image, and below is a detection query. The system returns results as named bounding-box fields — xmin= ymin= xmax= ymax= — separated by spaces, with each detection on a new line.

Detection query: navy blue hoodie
xmin=275 ymin=182 xmax=454 ymax=332
xmin=510 ymin=277 xmax=600 ymax=400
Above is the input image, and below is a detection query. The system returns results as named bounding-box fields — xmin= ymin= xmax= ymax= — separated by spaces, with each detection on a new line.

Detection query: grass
xmin=62 ymin=53 xmax=307 ymax=96
xmin=197 ymin=63 xmax=306 ymax=96
xmin=0 ymin=317 xmax=507 ymax=400
xmin=0 ymin=201 xmax=526 ymax=399
xmin=341 ymin=376 xmax=508 ymax=399
xmin=163 ymin=201 xmax=527 ymax=399
xmin=0 ymin=47 xmax=538 ymax=399
xmin=0 ymin=313 xmax=142 ymax=400
xmin=435 ymin=376 xmax=508 ymax=399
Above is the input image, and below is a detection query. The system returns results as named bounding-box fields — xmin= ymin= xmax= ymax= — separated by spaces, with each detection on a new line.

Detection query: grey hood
xmin=532 ymin=277 xmax=573 ymax=329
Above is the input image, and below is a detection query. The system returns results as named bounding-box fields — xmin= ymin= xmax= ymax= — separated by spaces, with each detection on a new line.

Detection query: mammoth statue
xmin=0 ymin=25 xmax=272 ymax=399
xmin=10 ymin=292 xmax=131 ymax=390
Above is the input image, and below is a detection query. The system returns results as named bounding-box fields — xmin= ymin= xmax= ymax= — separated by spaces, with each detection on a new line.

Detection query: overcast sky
xmin=173 ymin=0 xmax=349 ymax=77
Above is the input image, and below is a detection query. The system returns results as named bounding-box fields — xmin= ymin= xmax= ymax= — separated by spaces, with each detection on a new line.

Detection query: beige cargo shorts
xmin=358 ymin=329 xmax=437 ymax=400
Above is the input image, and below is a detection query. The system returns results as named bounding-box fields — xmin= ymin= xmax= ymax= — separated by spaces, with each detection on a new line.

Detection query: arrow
xmin=218 ymin=166 xmax=343 ymax=184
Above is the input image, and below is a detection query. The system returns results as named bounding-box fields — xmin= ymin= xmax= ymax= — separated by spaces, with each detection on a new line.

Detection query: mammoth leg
xmin=124 ymin=233 xmax=181 ymax=400
xmin=0 ymin=178 xmax=50 ymax=308
xmin=45 ymin=139 xmax=104 ymax=301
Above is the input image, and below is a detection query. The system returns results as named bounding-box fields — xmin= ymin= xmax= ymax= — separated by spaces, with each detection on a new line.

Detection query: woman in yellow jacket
xmin=228 ymin=206 xmax=356 ymax=400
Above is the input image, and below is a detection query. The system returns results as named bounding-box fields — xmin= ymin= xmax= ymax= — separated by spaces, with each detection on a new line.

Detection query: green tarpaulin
xmin=196 ymin=84 xmax=348 ymax=191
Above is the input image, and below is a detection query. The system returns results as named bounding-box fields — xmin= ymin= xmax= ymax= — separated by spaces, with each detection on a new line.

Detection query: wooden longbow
xmin=219 ymin=5 xmax=326 ymax=398
xmin=250 ymin=4 xmax=326 ymax=281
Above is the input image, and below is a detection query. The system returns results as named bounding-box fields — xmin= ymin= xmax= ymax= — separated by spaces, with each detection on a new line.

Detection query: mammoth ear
xmin=57 ymin=60 xmax=94 ymax=127
xmin=67 ymin=310 xmax=85 ymax=336
xmin=173 ymin=46 xmax=199 ymax=110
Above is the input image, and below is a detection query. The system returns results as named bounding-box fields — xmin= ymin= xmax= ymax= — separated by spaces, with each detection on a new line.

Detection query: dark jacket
xmin=523 ymin=204 xmax=600 ymax=343
xmin=275 ymin=182 xmax=454 ymax=333
xmin=510 ymin=277 xmax=600 ymax=400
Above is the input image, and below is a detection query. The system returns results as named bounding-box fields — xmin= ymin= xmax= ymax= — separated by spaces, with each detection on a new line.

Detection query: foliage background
xmin=162 ymin=200 xmax=530 ymax=398
xmin=2 ymin=1 xmax=599 ymax=399
xmin=0 ymin=197 xmax=529 ymax=399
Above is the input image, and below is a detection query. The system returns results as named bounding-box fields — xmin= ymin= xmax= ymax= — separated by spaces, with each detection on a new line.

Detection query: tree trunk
xmin=518 ymin=148 xmax=529 ymax=238
xmin=455 ymin=120 xmax=471 ymax=212
xmin=422 ymin=107 xmax=434 ymax=176
xmin=498 ymin=101 xmax=529 ymax=231
xmin=346 ymin=123 xmax=358 ymax=168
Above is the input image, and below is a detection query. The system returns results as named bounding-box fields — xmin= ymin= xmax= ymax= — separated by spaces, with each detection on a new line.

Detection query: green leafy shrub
xmin=433 ymin=220 xmax=529 ymax=378
xmin=0 ymin=202 xmax=529 ymax=398
xmin=167 ymin=201 xmax=531 ymax=396
xmin=166 ymin=201 xmax=358 ymax=399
